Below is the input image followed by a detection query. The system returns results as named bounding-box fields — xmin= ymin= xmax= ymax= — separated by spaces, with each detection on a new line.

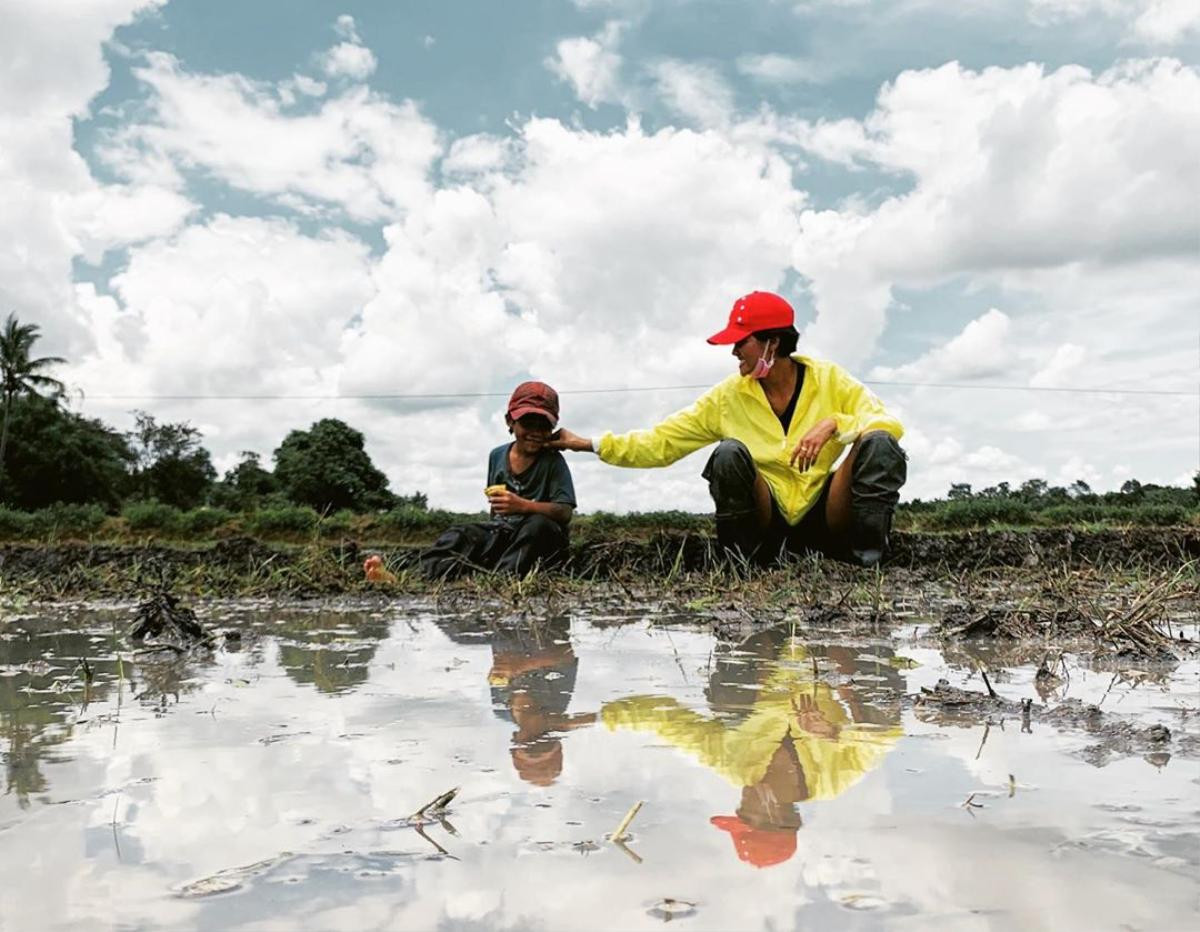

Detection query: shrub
xmin=30 ymin=502 xmax=108 ymax=537
xmin=923 ymin=499 xmax=1033 ymax=530
xmin=577 ymin=511 xmax=713 ymax=534
xmin=314 ymin=508 xmax=357 ymax=536
xmin=178 ymin=507 xmax=234 ymax=534
xmin=0 ymin=507 xmax=33 ymax=539
xmin=1037 ymin=503 xmax=1119 ymax=525
xmin=1036 ymin=503 xmax=1192 ymax=527
xmin=122 ymin=501 xmax=182 ymax=532
xmin=374 ymin=506 xmax=456 ymax=533
xmin=1128 ymin=504 xmax=1190 ymax=526
xmin=249 ymin=505 xmax=319 ymax=536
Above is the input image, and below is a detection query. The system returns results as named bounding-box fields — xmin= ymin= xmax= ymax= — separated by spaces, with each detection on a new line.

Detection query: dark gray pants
xmin=701 ymin=433 xmax=907 ymax=567
xmin=420 ymin=515 xmax=569 ymax=580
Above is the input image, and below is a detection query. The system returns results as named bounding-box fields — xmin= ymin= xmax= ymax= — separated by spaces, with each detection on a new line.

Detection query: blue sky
xmin=4 ymin=0 xmax=1198 ymax=510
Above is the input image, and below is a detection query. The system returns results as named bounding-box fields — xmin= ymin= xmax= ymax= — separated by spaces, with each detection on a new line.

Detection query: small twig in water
xmin=111 ymin=795 xmax=123 ymax=861
xmin=412 ymin=786 xmax=459 ymax=820
xmin=610 ymin=800 xmax=644 ymax=843
xmin=974 ymin=721 xmax=992 ymax=761
xmin=413 ymin=822 xmax=459 ymax=860
xmin=979 ymin=662 xmax=998 ymax=700
xmin=613 ymin=838 xmax=644 ymax=864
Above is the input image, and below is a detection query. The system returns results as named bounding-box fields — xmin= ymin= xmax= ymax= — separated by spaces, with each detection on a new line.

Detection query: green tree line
xmin=0 ymin=313 xmax=424 ymax=517
xmin=899 ymin=476 xmax=1199 ymax=530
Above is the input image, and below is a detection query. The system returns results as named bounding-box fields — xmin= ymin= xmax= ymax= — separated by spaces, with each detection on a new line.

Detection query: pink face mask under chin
xmin=750 ymin=343 xmax=776 ymax=380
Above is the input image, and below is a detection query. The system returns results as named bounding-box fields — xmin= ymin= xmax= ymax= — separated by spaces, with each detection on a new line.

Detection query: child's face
xmin=511 ymin=413 xmax=554 ymax=452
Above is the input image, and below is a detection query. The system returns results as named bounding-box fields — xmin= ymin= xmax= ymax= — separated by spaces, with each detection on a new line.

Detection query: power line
xmin=76 ymin=380 xmax=1197 ymax=401
xmin=866 ymin=380 xmax=1195 ymax=397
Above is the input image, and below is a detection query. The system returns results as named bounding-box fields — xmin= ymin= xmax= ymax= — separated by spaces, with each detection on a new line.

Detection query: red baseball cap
xmin=710 ymin=815 xmax=798 ymax=868
xmin=706 ymin=291 xmax=795 ymax=345
xmin=507 ymin=381 xmax=560 ymax=427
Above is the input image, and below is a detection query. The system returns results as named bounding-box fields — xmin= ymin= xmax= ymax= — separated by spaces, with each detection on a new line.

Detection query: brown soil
xmin=2 ymin=522 xmax=1190 ymax=590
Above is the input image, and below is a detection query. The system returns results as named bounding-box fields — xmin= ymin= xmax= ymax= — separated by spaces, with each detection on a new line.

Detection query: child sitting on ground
xmin=420 ymin=381 xmax=576 ymax=579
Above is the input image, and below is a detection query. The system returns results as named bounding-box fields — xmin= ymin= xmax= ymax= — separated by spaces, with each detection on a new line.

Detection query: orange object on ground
xmin=363 ymin=554 xmax=397 ymax=583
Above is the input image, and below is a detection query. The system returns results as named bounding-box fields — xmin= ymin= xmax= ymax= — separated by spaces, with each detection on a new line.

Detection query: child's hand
xmin=488 ymin=489 xmax=529 ymax=516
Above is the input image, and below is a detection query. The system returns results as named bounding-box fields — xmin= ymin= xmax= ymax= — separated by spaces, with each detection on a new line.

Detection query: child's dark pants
xmin=420 ymin=514 xmax=569 ymax=580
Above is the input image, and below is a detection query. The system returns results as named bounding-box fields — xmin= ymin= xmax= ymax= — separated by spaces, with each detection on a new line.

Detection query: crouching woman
xmin=552 ymin=292 xmax=906 ymax=567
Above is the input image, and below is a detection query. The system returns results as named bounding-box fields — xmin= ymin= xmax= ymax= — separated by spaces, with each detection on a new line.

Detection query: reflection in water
xmin=603 ymin=630 xmax=904 ymax=868
xmin=0 ymin=619 xmax=204 ymax=807
xmin=1 ymin=624 xmax=116 ymax=807
xmin=438 ymin=617 xmax=596 ymax=785
xmin=274 ymin=614 xmax=390 ymax=694
xmin=3 ymin=607 xmax=1198 ymax=931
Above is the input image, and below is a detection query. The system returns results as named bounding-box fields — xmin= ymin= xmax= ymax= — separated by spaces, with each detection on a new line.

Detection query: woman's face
xmin=732 ymin=336 xmax=772 ymax=377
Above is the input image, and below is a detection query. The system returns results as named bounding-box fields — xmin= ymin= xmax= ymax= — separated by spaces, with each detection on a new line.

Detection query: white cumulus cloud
xmin=792 ymin=58 xmax=1200 ymax=364
xmin=101 ymin=52 xmax=440 ymax=222
xmin=651 ymin=59 xmax=735 ymax=128
xmin=321 ymin=41 xmax=377 ymax=80
xmin=1028 ymin=0 xmax=1200 ymax=44
xmin=0 ymin=0 xmax=180 ymax=353
xmin=545 ymin=21 xmax=626 ymax=108
xmin=7 ymin=4 xmax=1198 ymax=510
xmin=872 ymin=309 xmax=1014 ymax=383
xmin=736 ymin=53 xmax=826 ymax=84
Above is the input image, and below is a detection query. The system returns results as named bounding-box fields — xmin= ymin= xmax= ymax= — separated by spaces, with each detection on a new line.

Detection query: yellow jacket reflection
xmin=601 ymin=643 xmax=901 ymax=799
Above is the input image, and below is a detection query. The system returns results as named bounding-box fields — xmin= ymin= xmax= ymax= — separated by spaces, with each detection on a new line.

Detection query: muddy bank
xmin=0 ymin=526 xmax=1196 ymax=599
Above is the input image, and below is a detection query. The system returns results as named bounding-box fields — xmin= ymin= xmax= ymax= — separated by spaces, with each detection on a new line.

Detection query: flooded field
xmin=2 ymin=601 xmax=1198 ymax=930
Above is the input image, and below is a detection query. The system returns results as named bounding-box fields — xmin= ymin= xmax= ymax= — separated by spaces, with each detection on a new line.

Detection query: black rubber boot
xmin=846 ymin=432 xmax=907 ymax=567
xmin=702 ymin=439 xmax=780 ymax=567
xmin=849 ymin=506 xmax=893 ymax=568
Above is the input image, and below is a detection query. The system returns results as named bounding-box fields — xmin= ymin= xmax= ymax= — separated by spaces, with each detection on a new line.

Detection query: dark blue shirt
xmin=487 ymin=443 xmax=577 ymax=509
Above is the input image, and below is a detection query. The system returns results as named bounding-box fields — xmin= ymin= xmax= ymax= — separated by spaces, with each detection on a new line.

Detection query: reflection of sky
xmin=0 ymin=607 xmax=1197 ymax=930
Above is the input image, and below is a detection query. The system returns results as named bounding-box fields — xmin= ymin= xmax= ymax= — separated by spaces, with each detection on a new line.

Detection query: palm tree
xmin=0 ymin=312 xmax=66 ymax=482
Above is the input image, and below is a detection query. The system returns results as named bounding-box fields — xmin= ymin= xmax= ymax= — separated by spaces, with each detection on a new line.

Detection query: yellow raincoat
xmin=597 ymin=355 xmax=903 ymax=525
xmin=601 ymin=644 xmax=901 ymax=799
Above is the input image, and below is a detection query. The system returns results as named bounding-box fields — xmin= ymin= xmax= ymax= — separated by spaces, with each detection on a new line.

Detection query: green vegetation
xmin=273 ymin=419 xmax=398 ymax=512
xmin=121 ymin=500 xmax=184 ymax=531
xmin=0 ymin=495 xmax=1195 ymax=546
xmin=0 ymin=311 xmax=1194 ymax=543
xmin=1 ymin=312 xmax=66 ymax=488
xmin=899 ymin=477 xmax=1198 ymax=531
xmin=127 ymin=411 xmax=217 ymax=509
xmin=0 ymin=395 xmax=133 ymax=510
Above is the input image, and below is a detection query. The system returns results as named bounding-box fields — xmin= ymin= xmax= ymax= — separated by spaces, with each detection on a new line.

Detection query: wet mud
xmin=0 ymin=526 xmax=1196 ymax=601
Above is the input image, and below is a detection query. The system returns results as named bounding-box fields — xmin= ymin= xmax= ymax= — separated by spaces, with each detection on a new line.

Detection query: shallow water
xmin=1 ymin=602 xmax=1198 ymax=931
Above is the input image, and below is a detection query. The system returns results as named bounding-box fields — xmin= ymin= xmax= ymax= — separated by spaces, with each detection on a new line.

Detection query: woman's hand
xmin=488 ymin=489 xmax=530 ymax=516
xmin=791 ymin=693 xmax=840 ymax=739
xmin=789 ymin=417 xmax=838 ymax=471
xmin=547 ymin=427 xmax=594 ymax=453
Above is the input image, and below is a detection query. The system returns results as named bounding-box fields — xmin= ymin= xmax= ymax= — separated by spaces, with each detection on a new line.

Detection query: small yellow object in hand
xmin=485 ymin=484 xmax=507 ymax=497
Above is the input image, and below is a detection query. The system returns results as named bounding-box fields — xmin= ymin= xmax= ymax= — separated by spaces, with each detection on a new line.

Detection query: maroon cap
xmin=707 ymin=292 xmax=795 ymax=345
xmin=507 ymin=381 xmax=559 ymax=427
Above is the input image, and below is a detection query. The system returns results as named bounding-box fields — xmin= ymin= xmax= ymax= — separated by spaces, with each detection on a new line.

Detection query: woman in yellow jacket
xmin=552 ymin=291 xmax=907 ymax=566
xmin=601 ymin=636 xmax=903 ymax=868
